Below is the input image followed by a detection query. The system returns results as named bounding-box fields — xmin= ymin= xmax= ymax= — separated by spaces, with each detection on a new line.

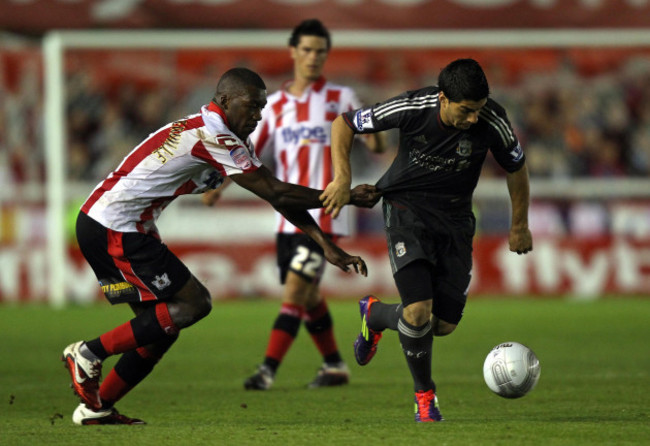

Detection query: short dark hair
xmin=288 ymin=19 xmax=331 ymax=50
xmin=438 ymin=58 xmax=490 ymax=102
xmin=215 ymin=67 xmax=266 ymax=96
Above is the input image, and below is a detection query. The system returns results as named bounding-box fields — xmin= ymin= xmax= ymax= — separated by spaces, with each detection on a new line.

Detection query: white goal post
xmin=43 ymin=29 xmax=650 ymax=306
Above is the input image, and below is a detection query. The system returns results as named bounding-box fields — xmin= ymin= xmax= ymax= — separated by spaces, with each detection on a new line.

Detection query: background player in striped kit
xmin=61 ymin=67 xmax=380 ymax=425
xmin=321 ymin=58 xmax=533 ymax=421
xmin=204 ymin=19 xmax=385 ymax=389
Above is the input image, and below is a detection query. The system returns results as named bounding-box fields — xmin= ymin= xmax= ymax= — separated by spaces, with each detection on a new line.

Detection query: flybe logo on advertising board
xmin=282 ymin=126 xmax=327 ymax=145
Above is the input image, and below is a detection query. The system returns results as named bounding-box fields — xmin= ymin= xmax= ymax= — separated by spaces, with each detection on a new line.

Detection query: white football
xmin=483 ymin=342 xmax=540 ymax=399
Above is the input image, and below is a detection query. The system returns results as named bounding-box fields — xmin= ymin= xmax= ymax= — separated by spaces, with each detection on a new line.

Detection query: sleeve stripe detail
xmin=479 ymin=107 xmax=516 ymax=147
xmin=374 ymin=95 xmax=439 ymax=120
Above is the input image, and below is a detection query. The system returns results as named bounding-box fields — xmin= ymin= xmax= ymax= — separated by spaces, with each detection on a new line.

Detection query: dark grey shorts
xmin=383 ymin=199 xmax=475 ymax=305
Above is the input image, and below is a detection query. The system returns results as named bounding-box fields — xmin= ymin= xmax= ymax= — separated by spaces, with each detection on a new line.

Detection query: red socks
xmin=304 ymin=300 xmax=340 ymax=360
xmin=264 ymin=303 xmax=303 ymax=366
xmin=87 ymin=302 xmax=179 ymax=360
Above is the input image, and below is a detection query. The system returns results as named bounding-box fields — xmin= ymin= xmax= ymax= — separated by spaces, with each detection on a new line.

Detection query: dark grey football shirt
xmin=342 ymin=86 xmax=525 ymax=218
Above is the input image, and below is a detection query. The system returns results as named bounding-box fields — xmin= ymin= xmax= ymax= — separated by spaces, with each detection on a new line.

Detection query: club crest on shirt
xmin=353 ymin=109 xmax=374 ymax=131
xmin=395 ymin=241 xmax=406 ymax=258
xmin=457 ymin=138 xmax=472 ymax=157
xmin=229 ymin=146 xmax=252 ymax=170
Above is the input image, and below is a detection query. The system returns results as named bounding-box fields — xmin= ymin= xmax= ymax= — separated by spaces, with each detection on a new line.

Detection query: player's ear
xmin=439 ymin=91 xmax=448 ymax=107
xmin=218 ymin=94 xmax=229 ymax=110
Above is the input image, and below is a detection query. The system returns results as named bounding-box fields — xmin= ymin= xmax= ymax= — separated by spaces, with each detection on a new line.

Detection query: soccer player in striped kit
xmin=321 ymin=58 xmax=533 ymax=421
xmin=61 ymin=67 xmax=380 ymax=425
xmin=219 ymin=19 xmax=384 ymax=390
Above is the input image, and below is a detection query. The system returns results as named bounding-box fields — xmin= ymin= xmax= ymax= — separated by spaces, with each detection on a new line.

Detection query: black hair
xmin=438 ymin=58 xmax=490 ymax=102
xmin=288 ymin=19 xmax=331 ymax=50
xmin=215 ymin=67 xmax=266 ymax=96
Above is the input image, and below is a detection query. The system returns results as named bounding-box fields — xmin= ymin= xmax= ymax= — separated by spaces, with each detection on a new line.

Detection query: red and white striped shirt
xmin=251 ymin=77 xmax=361 ymax=236
xmin=82 ymin=102 xmax=261 ymax=236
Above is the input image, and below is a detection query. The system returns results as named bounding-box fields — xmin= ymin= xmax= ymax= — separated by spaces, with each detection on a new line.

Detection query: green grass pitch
xmin=1 ymin=297 xmax=649 ymax=445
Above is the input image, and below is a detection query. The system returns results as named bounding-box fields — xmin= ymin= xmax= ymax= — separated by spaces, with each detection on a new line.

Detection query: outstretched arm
xmin=506 ymin=163 xmax=533 ymax=255
xmin=229 ymin=166 xmax=378 ymax=274
xmin=320 ymin=115 xmax=356 ymax=219
xmin=231 ymin=165 xmax=380 ymax=210
xmin=231 ymin=165 xmax=323 ymax=209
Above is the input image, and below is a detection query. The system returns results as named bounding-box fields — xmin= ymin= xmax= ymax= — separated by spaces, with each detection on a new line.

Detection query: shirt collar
xmin=207 ymin=101 xmax=230 ymax=128
xmin=311 ymin=76 xmax=327 ymax=92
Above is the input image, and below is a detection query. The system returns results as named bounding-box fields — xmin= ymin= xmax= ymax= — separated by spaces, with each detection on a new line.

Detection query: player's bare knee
xmin=168 ymin=297 xmax=210 ymax=328
xmin=403 ymin=301 xmax=432 ymax=326
xmin=432 ymin=319 xmax=457 ymax=336
xmin=283 ymin=270 xmax=320 ymax=308
xmin=193 ymin=282 xmax=212 ymax=320
xmin=168 ymin=279 xmax=211 ymax=327
xmin=198 ymin=292 xmax=212 ymax=319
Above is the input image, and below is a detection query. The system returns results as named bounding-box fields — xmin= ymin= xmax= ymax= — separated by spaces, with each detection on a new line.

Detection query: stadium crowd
xmin=2 ymin=50 xmax=650 ymax=187
xmin=491 ymin=56 xmax=650 ymax=180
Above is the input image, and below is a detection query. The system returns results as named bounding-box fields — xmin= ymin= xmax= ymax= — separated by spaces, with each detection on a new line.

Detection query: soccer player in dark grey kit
xmin=320 ymin=58 xmax=533 ymax=422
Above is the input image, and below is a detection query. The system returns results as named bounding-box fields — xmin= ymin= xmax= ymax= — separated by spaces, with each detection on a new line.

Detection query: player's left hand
xmin=323 ymin=245 xmax=368 ymax=276
xmin=509 ymin=226 xmax=533 ymax=255
xmin=349 ymin=184 xmax=382 ymax=208
xmin=320 ymin=180 xmax=350 ymax=219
